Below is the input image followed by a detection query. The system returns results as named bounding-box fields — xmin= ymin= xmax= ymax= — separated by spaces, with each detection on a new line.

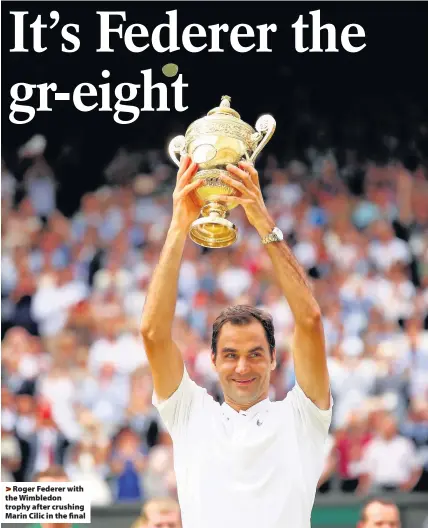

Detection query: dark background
xmin=2 ymin=1 xmax=428 ymax=213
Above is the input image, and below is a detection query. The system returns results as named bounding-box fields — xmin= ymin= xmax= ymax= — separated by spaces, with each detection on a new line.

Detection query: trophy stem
xmin=201 ymin=201 xmax=228 ymax=219
xmin=189 ymin=200 xmax=237 ymax=248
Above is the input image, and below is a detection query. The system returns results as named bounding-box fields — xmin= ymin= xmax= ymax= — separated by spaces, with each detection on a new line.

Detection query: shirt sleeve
xmin=283 ymin=382 xmax=334 ymax=492
xmin=152 ymin=368 xmax=210 ymax=438
xmin=285 ymin=382 xmax=333 ymax=443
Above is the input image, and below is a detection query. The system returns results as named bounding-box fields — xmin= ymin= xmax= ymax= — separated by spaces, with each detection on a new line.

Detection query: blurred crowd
xmin=1 ymin=111 xmax=428 ymax=505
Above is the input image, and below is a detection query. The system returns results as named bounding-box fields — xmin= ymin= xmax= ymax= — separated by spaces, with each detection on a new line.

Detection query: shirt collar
xmin=221 ymin=398 xmax=271 ymax=419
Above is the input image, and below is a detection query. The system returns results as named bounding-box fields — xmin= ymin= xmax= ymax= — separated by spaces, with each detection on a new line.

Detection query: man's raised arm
xmin=140 ymin=155 xmax=201 ymax=401
xmin=217 ymin=162 xmax=330 ymax=410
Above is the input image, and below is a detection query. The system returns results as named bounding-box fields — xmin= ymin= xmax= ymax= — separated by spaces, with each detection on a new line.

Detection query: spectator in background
xmin=88 ymin=318 xmax=147 ymax=376
xmin=13 ymin=394 xmax=37 ymax=481
xmin=401 ymin=398 xmax=428 ymax=492
xmin=136 ymin=497 xmax=182 ymax=528
xmin=1 ymin=197 xmax=42 ymax=255
xmin=77 ymin=362 xmax=129 ymax=436
xmin=21 ymin=144 xmax=57 ymax=222
xmin=357 ymin=413 xmax=422 ymax=494
xmin=335 ymin=412 xmax=372 ymax=493
xmin=8 ymin=271 xmax=38 ymax=336
xmin=1 ymin=328 xmax=42 ymax=395
xmin=31 ymin=269 xmax=88 ymax=342
xmin=368 ymin=221 xmax=412 ymax=273
xmin=30 ymin=466 xmax=78 ymax=528
xmin=24 ymin=404 xmax=70 ymax=481
xmin=110 ymin=428 xmax=146 ymax=502
xmin=1 ymin=387 xmax=16 ymax=433
xmin=357 ymin=498 xmax=401 ymax=528
xmin=327 ymin=337 xmax=377 ymax=429
xmin=125 ymin=366 xmax=160 ymax=450
xmin=391 ymin=316 xmax=428 ymax=401
xmin=144 ymin=429 xmax=176 ymax=500
xmin=1 ymin=424 xmax=22 ymax=482
xmin=37 ymin=360 xmax=81 ymax=443
xmin=65 ymin=441 xmax=112 ymax=506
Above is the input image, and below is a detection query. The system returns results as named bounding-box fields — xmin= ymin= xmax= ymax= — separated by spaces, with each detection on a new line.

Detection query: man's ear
xmin=211 ymin=352 xmax=217 ymax=369
xmin=271 ymin=348 xmax=277 ymax=371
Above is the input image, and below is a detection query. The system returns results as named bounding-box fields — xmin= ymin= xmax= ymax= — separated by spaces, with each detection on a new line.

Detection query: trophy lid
xmin=207 ymin=96 xmax=240 ymax=119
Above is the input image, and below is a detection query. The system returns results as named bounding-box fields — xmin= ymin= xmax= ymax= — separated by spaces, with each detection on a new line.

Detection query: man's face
xmin=360 ymin=503 xmax=401 ymax=528
xmin=379 ymin=415 xmax=397 ymax=440
xmin=147 ymin=511 xmax=181 ymax=528
xmin=213 ymin=321 xmax=276 ymax=410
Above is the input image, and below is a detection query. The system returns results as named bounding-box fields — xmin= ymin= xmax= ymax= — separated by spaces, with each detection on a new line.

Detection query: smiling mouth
xmin=233 ymin=378 xmax=256 ymax=385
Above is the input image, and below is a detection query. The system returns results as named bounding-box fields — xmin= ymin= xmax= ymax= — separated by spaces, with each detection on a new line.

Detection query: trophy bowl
xmin=168 ymin=96 xmax=276 ymax=248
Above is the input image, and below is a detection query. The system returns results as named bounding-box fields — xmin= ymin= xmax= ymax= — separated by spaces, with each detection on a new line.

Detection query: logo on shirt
xmin=257 ymin=419 xmax=263 ymax=427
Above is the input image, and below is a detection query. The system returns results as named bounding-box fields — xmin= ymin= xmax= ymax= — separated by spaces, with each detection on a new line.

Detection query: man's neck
xmin=224 ymin=393 xmax=269 ymax=413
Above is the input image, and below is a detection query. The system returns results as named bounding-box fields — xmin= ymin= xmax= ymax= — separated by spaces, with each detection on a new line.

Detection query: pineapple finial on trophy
xmin=221 ymin=95 xmax=231 ymax=107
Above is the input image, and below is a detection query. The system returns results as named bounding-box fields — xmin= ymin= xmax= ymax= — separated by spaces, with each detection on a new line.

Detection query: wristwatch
xmin=261 ymin=226 xmax=284 ymax=245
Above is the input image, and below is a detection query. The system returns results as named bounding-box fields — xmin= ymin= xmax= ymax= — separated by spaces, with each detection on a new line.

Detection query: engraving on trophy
xmin=186 ymin=120 xmax=253 ymax=147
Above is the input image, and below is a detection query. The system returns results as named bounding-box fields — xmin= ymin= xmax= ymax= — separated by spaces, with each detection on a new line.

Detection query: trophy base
xmin=189 ymin=202 xmax=237 ymax=248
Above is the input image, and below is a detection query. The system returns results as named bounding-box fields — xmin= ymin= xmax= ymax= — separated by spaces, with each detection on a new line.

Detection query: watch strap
xmin=262 ymin=231 xmax=280 ymax=245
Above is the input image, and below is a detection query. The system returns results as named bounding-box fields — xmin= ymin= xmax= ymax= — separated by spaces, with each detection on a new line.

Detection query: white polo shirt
xmin=153 ymin=369 xmax=332 ymax=528
xmin=359 ymin=435 xmax=421 ymax=486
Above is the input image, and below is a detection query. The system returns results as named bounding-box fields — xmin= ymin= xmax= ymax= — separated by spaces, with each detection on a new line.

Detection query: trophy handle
xmin=168 ymin=135 xmax=186 ymax=167
xmin=249 ymin=115 xmax=276 ymax=164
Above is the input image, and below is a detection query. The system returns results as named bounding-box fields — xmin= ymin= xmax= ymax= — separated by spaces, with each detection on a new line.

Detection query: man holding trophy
xmin=141 ymin=97 xmax=331 ymax=528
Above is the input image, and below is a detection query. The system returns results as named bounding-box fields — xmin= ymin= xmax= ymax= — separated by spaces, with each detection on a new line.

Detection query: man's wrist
xmin=254 ymin=215 xmax=276 ymax=239
xmin=168 ymin=219 xmax=189 ymax=239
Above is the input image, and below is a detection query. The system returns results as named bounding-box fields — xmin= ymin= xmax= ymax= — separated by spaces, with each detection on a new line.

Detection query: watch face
xmin=273 ymin=227 xmax=283 ymax=241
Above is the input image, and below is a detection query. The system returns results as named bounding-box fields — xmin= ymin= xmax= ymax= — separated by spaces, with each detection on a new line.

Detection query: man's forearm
xmin=256 ymin=218 xmax=320 ymax=325
xmin=400 ymin=469 xmax=422 ymax=491
xmin=141 ymin=222 xmax=187 ymax=340
xmin=356 ymin=474 xmax=371 ymax=495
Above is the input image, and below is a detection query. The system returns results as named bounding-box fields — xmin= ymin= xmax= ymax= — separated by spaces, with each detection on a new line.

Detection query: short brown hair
xmin=211 ymin=305 xmax=275 ymax=358
xmin=34 ymin=465 xmax=68 ymax=481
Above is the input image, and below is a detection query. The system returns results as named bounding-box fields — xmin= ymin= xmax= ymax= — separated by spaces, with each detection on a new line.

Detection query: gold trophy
xmin=168 ymin=96 xmax=276 ymax=248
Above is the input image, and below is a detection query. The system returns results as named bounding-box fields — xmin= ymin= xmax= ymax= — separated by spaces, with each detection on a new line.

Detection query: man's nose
xmin=235 ymin=358 xmax=250 ymax=375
